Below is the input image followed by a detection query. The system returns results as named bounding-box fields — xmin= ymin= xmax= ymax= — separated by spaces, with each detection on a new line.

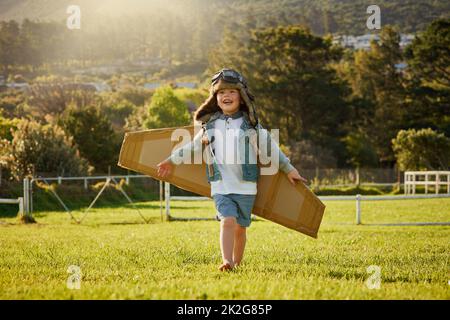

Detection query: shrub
xmin=0 ymin=119 xmax=91 ymax=180
xmin=392 ymin=128 xmax=450 ymax=170
xmin=144 ymin=86 xmax=191 ymax=129
xmin=60 ymin=105 xmax=119 ymax=173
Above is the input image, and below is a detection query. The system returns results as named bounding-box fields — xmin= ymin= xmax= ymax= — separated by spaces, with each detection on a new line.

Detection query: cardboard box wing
xmin=118 ymin=126 xmax=325 ymax=238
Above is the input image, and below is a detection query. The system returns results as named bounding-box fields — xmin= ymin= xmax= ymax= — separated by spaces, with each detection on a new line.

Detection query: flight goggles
xmin=211 ymin=69 xmax=247 ymax=87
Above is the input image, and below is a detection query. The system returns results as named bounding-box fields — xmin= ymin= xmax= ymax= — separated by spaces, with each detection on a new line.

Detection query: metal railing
xmin=0 ymin=197 xmax=25 ymax=219
xmin=23 ymin=175 xmax=158 ymax=223
xmin=164 ymin=182 xmax=450 ymax=226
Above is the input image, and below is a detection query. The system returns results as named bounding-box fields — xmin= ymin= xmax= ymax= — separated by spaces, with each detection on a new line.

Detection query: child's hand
xmin=157 ymin=159 xmax=173 ymax=178
xmin=287 ymin=168 xmax=308 ymax=186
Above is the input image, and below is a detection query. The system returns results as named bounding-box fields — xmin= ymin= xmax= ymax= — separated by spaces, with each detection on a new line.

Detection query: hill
xmin=0 ymin=0 xmax=449 ymax=35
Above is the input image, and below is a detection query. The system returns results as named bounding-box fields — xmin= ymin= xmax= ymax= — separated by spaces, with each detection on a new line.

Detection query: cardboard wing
xmin=118 ymin=126 xmax=325 ymax=238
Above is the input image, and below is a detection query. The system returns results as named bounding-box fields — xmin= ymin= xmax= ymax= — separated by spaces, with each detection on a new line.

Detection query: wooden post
xmin=425 ymin=173 xmax=428 ymax=194
xmin=23 ymin=178 xmax=28 ymax=216
xmin=159 ymin=180 xmax=163 ymax=222
xmin=18 ymin=197 xmax=24 ymax=217
xmin=435 ymin=173 xmax=439 ymax=194
xmin=404 ymin=172 xmax=408 ymax=195
xmin=447 ymin=174 xmax=449 ymax=194
xmin=356 ymin=194 xmax=361 ymax=225
xmin=165 ymin=182 xmax=170 ymax=221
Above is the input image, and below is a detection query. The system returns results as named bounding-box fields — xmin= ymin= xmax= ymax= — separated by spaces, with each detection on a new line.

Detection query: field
xmin=0 ymin=197 xmax=449 ymax=300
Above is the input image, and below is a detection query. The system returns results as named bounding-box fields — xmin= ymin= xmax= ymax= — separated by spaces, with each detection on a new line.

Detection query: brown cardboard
xmin=118 ymin=126 xmax=325 ymax=238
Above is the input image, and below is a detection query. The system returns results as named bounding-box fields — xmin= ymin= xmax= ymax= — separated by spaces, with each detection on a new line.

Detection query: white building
xmin=333 ymin=33 xmax=415 ymax=50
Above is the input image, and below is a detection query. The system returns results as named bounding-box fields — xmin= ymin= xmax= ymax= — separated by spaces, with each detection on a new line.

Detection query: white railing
xmin=0 ymin=197 xmax=24 ymax=217
xmin=320 ymin=193 xmax=450 ymax=225
xmin=405 ymin=171 xmax=450 ymax=195
xmin=164 ymin=182 xmax=450 ymax=226
xmin=164 ymin=182 xmax=212 ymax=221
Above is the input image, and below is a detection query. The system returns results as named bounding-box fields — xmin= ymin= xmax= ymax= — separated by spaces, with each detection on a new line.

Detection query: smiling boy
xmin=157 ymin=69 xmax=307 ymax=271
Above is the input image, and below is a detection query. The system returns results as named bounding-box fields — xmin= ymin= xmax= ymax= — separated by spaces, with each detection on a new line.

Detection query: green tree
xmin=342 ymin=131 xmax=379 ymax=168
xmin=392 ymin=128 xmax=450 ymax=171
xmin=0 ymin=119 xmax=91 ymax=180
xmin=61 ymin=105 xmax=118 ymax=173
xmin=26 ymin=84 xmax=97 ymax=123
xmin=404 ymin=18 xmax=450 ymax=137
xmin=0 ymin=114 xmax=18 ymax=141
xmin=406 ymin=19 xmax=450 ymax=88
xmin=210 ymin=25 xmax=349 ymax=166
xmin=0 ymin=20 xmax=22 ymax=73
xmin=144 ymin=86 xmax=191 ymax=129
xmin=349 ymin=26 xmax=406 ymax=165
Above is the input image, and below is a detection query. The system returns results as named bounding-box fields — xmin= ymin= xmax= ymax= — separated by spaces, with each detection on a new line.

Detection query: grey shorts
xmin=213 ymin=193 xmax=257 ymax=227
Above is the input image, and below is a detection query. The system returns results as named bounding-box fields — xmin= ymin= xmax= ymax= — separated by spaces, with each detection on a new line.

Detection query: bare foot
xmin=218 ymin=261 xmax=233 ymax=272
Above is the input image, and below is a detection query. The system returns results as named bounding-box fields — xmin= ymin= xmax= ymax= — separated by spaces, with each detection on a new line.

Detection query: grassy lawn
xmin=0 ymin=197 xmax=449 ymax=299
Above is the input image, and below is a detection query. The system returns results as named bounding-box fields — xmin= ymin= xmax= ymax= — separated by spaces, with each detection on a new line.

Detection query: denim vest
xmin=203 ymin=111 xmax=259 ymax=183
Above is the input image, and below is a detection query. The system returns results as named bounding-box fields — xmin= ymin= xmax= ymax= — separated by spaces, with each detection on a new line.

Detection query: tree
xmin=26 ymin=84 xmax=97 ymax=123
xmin=0 ymin=119 xmax=91 ymax=180
xmin=210 ymin=25 xmax=349 ymax=166
xmin=0 ymin=114 xmax=18 ymax=141
xmin=0 ymin=20 xmax=22 ymax=74
xmin=341 ymin=131 xmax=379 ymax=168
xmin=349 ymin=26 xmax=406 ymax=165
xmin=404 ymin=19 xmax=450 ymax=137
xmin=392 ymin=128 xmax=450 ymax=171
xmin=144 ymin=86 xmax=191 ymax=129
xmin=406 ymin=19 xmax=450 ymax=87
xmin=60 ymin=105 xmax=119 ymax=173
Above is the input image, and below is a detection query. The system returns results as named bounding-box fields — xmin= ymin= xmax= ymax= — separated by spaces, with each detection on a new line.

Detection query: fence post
xmin=356 ymin=194 xmax=361 ymax=225
xmin=165 ymin=182 xmax=170 ymax=221
xmin=23 ymin=177 xmax=29 ymax=216
xmin=18 ymin=197 xmax=24 ymax=216
xmin=435 ymin=173 xmax=439 ymax=194
xmin=159 ymin=180 xmax=163 ymax=221
xmin=30 ymin=179 xmax=33 ymax=214
xmin=447 ymin=174 xmax=449 ymax=194
xmin=21 ymin=177 xmax=35 ymax=222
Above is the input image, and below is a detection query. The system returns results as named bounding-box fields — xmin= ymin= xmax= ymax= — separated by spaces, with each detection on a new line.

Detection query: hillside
xmin=0 ymin=0 xmax=449 ymax=35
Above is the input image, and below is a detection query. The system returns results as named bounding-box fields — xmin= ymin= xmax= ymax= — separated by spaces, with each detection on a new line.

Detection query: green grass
xmin=0 ymin=198 xmax=449 ymax=300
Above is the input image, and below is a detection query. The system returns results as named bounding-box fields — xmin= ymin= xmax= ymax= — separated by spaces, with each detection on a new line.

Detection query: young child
xmin=157 ymin=69 xmax=307 ymax=271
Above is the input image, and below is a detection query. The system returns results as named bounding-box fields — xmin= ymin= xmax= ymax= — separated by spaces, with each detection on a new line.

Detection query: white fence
xmin=320 ymin=193 xmax=450 ymax=225
xmin=405 ymin=171 xmax=450 ymax=195
xmin=0 ymin=197 xmax=24 ymax=218
xmin=164 ymin=182 xmax=450 ymax=226
xmin=9 ymin=175 xmax=450 ymax=226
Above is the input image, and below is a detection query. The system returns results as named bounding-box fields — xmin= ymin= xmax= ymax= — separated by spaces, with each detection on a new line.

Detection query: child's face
xmin=217 ymin=88 xmax=241 ymax=115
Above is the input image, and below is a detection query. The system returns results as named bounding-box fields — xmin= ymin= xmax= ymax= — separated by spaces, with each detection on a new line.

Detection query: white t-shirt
xmin=210 ymin=116 xmax=257 ymax=196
